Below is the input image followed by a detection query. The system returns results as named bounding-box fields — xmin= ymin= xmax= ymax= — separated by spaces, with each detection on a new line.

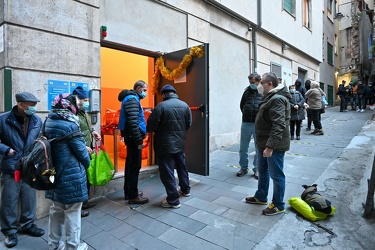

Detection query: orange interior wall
xmin=100 ymin=47 xmax=154 ymax=171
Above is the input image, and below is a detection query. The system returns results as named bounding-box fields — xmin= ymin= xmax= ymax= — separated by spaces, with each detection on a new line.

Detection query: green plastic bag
xmin=87 ymin=142 xmax=115 ymax=186
xmin=288 ymin=197 xmax=336 ymax=221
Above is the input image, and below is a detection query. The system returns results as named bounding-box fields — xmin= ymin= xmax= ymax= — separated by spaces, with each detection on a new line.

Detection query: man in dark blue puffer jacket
xmin=0 ymin=92 xmax=44 ymax=248
xmin=147 ymin=84 xmax=192 ymax=209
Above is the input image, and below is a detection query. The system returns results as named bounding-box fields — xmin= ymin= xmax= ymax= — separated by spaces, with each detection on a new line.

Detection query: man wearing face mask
xmin=118 ymin=80 xmax=149 ymax=204
xmin=246 ymin=72 xmax=291 ymax=216
xmin=72 ymin=86 xmax=102 ymax=217
xmin=0 ymin=92 xmax=45 ymax=248
xmin=237 ymin=73 xmax=262 ymax=179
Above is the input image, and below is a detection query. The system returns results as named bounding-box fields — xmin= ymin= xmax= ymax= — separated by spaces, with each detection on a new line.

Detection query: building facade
xmin=0 ymin=0 xmax=323 ymax=217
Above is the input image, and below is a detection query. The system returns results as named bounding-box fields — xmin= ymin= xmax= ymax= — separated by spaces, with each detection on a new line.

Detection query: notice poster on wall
xmin=47 ymin=80 xmax=89 ymax=110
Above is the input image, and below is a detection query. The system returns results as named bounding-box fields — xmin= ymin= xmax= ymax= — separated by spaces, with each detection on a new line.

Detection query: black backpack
xmin=21 ymin=118 xmax=83 ymax=190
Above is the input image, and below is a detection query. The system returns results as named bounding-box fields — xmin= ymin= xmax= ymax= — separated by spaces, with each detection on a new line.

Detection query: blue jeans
xmin=254 ymin=150 xmax=286 ymax=210
xmin=1 ymin=173 xmax=37 ymax=235
xmin=239 ymin=122 xmax=258 ymax=172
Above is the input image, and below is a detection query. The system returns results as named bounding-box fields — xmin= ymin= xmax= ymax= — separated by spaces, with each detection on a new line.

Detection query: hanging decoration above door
xmin=151 ymin=46 xmax=204 ymax=94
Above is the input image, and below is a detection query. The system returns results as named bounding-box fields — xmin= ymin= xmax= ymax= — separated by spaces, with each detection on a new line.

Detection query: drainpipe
xmin=253 ymin=0 xmax=262 ymax=73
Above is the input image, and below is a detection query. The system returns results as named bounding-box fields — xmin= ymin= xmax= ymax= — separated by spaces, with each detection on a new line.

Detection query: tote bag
xmin=87 ymin=142 xmax=115 ymax=186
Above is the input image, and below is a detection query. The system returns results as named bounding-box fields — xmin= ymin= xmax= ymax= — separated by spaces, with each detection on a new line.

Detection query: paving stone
xmin=185 ymin=198 xmax=228 ymax=215
xmin=159 ymin=228 xmax=225 ymax=250
xmin=123 ymin=229 xmax=175 ymax=250
xmin=124 ymin=212 xmax=171 ymax=237
xmin=156 ymin=210 xmax=206 ymax=234
xmin=196 ymin=225 xmax=256 ymax=249
xmin=85 ymin=230 xmax=133 ymax=250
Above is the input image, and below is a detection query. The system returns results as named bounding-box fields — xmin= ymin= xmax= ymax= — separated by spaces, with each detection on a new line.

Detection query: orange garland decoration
xmin=150 ymin=46 xmax=205 ymax=94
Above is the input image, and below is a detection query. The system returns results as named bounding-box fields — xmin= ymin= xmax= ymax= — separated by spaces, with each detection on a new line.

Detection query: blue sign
xmin=70 ymin=82 xmax=89 ymax=94
xmin=47 ymin=80 xmax=90 ymax=110
xmin=47 ymin=80 xmax=69 ymax=110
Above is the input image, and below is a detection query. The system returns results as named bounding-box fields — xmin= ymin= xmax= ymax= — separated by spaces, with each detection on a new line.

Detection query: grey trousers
xmin=0 ymin=173 xmax=37 ymax=235
xmin=48 ymin=201 xmax=82 ymax=250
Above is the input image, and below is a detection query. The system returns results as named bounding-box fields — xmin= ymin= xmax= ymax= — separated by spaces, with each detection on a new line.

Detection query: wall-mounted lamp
xmin=334 ymin=12 xmax=346 ymax=21
xmin=282 ymin=43 xmax=289 ymax=51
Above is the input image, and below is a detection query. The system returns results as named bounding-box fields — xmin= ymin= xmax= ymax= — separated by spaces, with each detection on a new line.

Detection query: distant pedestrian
xmin=118 ymin=80 xmax=149 ymax=204
xmin=147 ymin=84 xmax=192 ymax=209
xmin=305 ymin=81 xmax=324 ymax=135
xmin=245 ymin=72 xmax=291 ymax=216
xmin=357 ymin=80 xmax=367 ymax=112
xmin=289 ymin=85 xmax=305 ymax=140
xmin=44 ymin=94 xmax=91 ymax=250
xmin=295 ymin=79 xmax=307 ymax=98
xmin=338 ymin=80 xmax=348 ymax=112
xmin=237 ymin=73 xmax=262 ymax=179
xmin=0 ymin=92 xmax=45 ymax=248
xmin=305 ymin=80 xmax=313 ymax=131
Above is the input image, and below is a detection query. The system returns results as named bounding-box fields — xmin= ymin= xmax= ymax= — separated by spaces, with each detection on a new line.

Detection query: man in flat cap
xmin=0 ymin=92 xmax=45 ymax=248
xmin=147 ymin=84 xmax=192 ymax=209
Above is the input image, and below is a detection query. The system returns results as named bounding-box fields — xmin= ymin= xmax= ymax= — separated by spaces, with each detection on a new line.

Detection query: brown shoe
xmin=128 ymin=196 xmax=149 ymax=204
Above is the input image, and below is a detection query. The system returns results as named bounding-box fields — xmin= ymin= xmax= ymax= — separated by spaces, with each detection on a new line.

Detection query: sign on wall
xmin=48 ymin=80 xmax=89 ymax=110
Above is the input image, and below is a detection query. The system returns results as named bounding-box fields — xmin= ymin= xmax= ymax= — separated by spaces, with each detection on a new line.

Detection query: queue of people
xmin=1 ymin=74 xmax=343 ymax=248
xmin=337 ymin=79 xmax=375 ymax=112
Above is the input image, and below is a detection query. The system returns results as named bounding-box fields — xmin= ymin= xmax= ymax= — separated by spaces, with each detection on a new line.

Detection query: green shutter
xmin=4 ymin=69 xmax=12 ymax=111
xmin=284 ymin=0 xmax=295 ymax=15
xmin=327 ymin=43 xmax=333 ymax=64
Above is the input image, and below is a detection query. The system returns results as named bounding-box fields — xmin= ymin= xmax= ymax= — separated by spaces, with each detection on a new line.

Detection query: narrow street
xmin=2 ymin=106 xmax=375 ymax=249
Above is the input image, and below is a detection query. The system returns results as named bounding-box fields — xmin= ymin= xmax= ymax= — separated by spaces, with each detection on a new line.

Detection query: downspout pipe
xmin=253 ymin=0 xmax=262 ymax=73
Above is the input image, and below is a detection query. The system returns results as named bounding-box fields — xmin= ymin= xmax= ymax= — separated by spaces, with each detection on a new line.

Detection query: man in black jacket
xmin=237 ymin=73 xmax=262 ymax=179
xmin=0 ymin=92 xmax=45 ymax=248
xmin=118 ymin=80 xmax=149 ymax=204
xmin=147 ymin=84 xmax=192 ymax=209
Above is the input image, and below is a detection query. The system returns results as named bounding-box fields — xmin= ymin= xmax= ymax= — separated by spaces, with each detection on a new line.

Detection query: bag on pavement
xmin=87 ymin=141 xmax=115 ymax=186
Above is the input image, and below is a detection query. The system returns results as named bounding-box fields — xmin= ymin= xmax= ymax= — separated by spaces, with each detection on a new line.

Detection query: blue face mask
xmin=290 ymin=89 xmax=296 ymax=94
xmin=25 ymin=106 xmax=37 ymax=115
xmin=82 ymin=101 xmax=90 ymax=111
xmin=140 ymin=91 xmax=147 ymax=99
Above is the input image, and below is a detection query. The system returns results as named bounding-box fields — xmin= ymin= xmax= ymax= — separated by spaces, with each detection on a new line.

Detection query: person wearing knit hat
xmin=0 ymin=92 xmax=44 ymax=248
xmin=161 ymin=84 xmax=176 ymax=94
xmin=72 ymin=86 xmax=101 ymax=217
xmin=147 ymin=84 xmax=192 ymax=209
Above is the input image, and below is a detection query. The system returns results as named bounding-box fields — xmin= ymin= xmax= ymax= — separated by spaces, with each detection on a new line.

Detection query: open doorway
xmin=100 ymin=47 xmax=154 ymax=173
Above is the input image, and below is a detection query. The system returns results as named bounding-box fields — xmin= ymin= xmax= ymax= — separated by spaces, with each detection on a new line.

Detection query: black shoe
xmin=306 ymin=127 xmax=311 ymax=131
xmin=253 ymin=170 xmax=258 ymax=180
xmin=4 ymin=233 xmax=17 ymax=248
xmin=23 ymin=224 xmax=44 ymax=237
xmin=82 ymin=200 xmax=97 ymax=209
xmin=236 ymin=169 xmax=248 ymax=177
xmin=296 ymin=136 xmax=300 ymax=140
xmin=81 ymin=210 xmax=90 ymax=217
xmin=290 ymin=136 xmax=294 ymax=140
xmin=125 ymin=191 xmax=143 ymax=200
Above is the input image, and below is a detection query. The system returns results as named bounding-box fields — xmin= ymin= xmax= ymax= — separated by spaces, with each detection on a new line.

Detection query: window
xmin=334 ymin=34 xmax=338 ymax=54
xmin=326 ymin=0 xmax=333 ymax=13
xmin=327 ymin=42 xmax=333 ymax=65
xmin=271 ymin=62 xmax=282 ymax=80
xmin=284 ymin=0 xmax=296 ymax=16
xmin=303 ymin=0 xmax=312 ymax=29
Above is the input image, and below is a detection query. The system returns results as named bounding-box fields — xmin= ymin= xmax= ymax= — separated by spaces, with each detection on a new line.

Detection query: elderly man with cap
xmin=147 ymin=84 xmax=192 ymax=209
xmin=72 ymin=86 xmax=101 ymax=217
xmin=0 ymin=92 xmax=45 ymax=248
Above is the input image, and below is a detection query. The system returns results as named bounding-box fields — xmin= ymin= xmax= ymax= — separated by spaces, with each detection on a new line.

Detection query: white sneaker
xmin=356 ymin=109 xmax=361 ymax=112
xmin=77 ymin=243 xmax=88 ymax=250
xmin=361 ymin=109 xmax=365 ymax=112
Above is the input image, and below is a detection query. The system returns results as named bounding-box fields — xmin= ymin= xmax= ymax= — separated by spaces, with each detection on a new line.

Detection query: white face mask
xmin=257 ymin=84 xmax=264 ymax=95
